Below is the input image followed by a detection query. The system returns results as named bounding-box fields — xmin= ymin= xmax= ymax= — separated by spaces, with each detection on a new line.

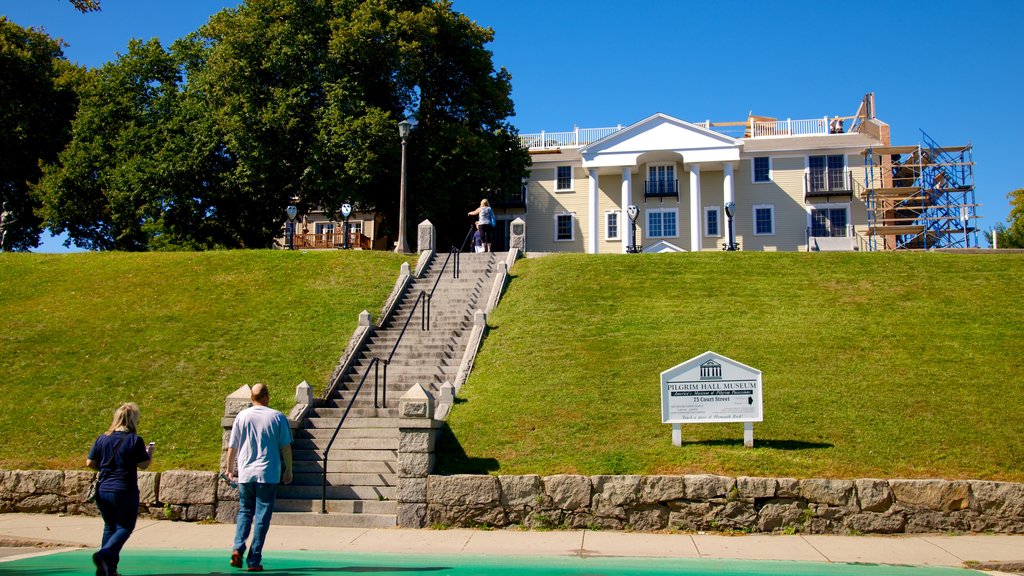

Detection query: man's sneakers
xmin=230 ymin=550 xmax=243 ymax=568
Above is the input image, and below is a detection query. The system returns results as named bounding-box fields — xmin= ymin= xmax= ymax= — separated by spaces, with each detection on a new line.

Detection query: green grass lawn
xmin=0 ymin=250 xmax=414 ymax=470
xmin=439 ymin=252 xmax=1024 ymax=481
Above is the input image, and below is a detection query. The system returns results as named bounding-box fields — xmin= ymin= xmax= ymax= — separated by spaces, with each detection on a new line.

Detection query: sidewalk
xmin=0 ymin=513 xmax=1022 ymax=573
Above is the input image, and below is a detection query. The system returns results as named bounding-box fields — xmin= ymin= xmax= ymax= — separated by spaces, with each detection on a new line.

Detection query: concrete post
xmin=417 ymin=219 xmax=435 ymax=253
xmin=509 ymin=217 xmax=526 ymax=253
xmin=396 ymin=384 xmax=440 ymax=528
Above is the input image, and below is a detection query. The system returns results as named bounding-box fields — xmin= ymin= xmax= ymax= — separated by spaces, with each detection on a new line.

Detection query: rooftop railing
xmin=519 ymin=117 xmax=844 ymax=150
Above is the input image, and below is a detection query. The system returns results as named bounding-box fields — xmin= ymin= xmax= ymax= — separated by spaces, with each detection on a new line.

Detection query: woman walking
xmin=468 ymin=199 xmax=494 ymax=252
xmin=87 ymin=402 xmax=153 ymax=576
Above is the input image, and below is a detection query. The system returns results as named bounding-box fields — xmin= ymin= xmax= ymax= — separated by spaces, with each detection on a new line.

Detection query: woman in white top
xmin=468 ymin=199 xmax=493 ymax=252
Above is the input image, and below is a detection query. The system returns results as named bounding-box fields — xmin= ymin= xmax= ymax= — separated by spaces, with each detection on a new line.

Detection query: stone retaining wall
xmin=420 ymin=474 xmax=1024 ymax=534
xmin=4 ymin=469 xmax=1024 ymax=534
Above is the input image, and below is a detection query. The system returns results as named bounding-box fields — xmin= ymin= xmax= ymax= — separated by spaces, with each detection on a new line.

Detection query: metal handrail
xmin=321 ymin=356 xmax=381 ymax=514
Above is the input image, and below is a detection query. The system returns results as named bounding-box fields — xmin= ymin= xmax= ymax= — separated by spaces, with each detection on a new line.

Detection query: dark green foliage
xmin=0 ymin=18 xmax=79 ymax=251
xmin=35 ymin=0 xmax=529 ymax=251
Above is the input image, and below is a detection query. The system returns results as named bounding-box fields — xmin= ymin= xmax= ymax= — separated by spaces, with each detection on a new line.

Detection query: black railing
xmin=321 ymin=356 xmax=382 ymax=514
xmin=805 ymin=169 xmax=853 ymax=196
xmin=644 ymin=179 xmax=679 ymax=200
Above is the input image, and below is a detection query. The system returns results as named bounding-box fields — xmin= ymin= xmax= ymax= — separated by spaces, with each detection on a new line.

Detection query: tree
xmin=36 ymin=39 xmax=210 ymax=250
xmin=0 ymin=18 xmax=79 ymax=251
xmin=987 ymin=189 xmax=1024 ymax=248
xmin=38 ymin=0 xmax=530 ymax=250
xmin=68 ymin=0 xmax=101 ymax=13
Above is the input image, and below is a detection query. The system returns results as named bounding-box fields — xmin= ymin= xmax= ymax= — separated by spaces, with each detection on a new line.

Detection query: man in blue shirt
xmin=226 ymin=383 xmax=292 ymax=572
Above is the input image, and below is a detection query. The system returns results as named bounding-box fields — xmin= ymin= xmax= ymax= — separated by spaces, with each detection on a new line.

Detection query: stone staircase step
xmin=271 ymin=511 xmax=396 ymax=528
xmin=296 ymin=428 xmax=398 ymax=440
xmin=291 ymin=448 xmax=397 ymax=462
xmin=278 ymin=484 xmax=396 ymax=500
xmin=293 ymin=437 xmax=398 ymax=451
xmin=304 ymin=414 xmax=402 ymax=425
xmin=290 ymin=472 xmax=396 ymax=487
xmin=291 ymin=460 xmax=397 ymax=474
xmin=275 ymin=498 xmax=397 ymax=515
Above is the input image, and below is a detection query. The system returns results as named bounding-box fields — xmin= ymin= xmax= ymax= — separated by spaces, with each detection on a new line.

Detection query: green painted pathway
xmin=0 ymin=549 xmax=983 ymax=576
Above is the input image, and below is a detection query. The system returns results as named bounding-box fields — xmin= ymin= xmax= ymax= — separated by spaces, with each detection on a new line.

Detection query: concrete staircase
xmin=273 ymin=251 xmax=500 ymax=527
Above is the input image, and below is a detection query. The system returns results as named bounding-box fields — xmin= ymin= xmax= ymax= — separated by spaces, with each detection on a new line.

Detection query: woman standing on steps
xmin=468 ymin=199 xmax=494 ymax=252
xmin=87 ymin=402 xmax=153 ymax=576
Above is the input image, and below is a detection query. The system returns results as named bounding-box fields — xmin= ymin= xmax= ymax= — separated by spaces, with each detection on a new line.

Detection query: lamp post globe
xmin=395 ymin=119 xmax=413 ymax=253
xmin=341 ymin=203 xmax=352 ymax=250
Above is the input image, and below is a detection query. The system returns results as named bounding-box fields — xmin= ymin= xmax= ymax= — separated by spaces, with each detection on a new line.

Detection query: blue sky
xmin=4 ymin=0 xmax=1021 ymax=250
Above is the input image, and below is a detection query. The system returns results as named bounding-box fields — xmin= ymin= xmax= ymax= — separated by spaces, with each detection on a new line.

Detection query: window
xmin=704 ymin=206 xmax=721 ymax=237
xmin=555 ymin=166 xmax=573 ymax=191
xmin=810 ymin=206 xmax=849 ymax=237
xmin=315 ymin=223 xmax=335 ymax=235
xmin=605 ymin=211 xmax=620 ymax=241
xmin=753 ymin=157 xmax=771 ymax=183
xmin=808 ymin=155 xmax=846 ymax=192
xmin=646 ymin=209 xmax=678 ymax=238
xmin=555 ymin=213 xmax=574 ymax=241
xmin=347 ymin=221 xmax=363 ymax=235
xmin=647 ymin=164 xmax=676 ymax=195
xmin=753 ymin=204 xmax=775 ymax=235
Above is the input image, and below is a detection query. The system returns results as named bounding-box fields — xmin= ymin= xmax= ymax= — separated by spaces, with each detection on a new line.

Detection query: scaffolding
xmin=862 ymin=131 xmax=978 ymax=250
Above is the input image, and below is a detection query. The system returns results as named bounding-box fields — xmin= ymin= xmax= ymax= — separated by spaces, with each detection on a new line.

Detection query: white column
xmin=588 ymin=170 xmax=599 ymax=254
xmin=621 ymin=167 xmax=632 ymax=254
xmin=689 ymin=164 xmax=701 ymax=251
xmin=723 ymin=163 xmax=735 ymax=206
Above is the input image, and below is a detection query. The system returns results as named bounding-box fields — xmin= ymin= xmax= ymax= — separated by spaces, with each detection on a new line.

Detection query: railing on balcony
xmin=645 ymin=179 xmax=679 ymax=200
xmin=518 ymin=126 xmax=622 ymax=150
xmin=292 ymin=232 xmax=370 ymax=250
xmin=805 ymin=169 xmax=853 ymax=199
xmin=519 ymin=116 xmax=847 ymax=150
xmin=749 ymin=117 xmax=834 ymax=138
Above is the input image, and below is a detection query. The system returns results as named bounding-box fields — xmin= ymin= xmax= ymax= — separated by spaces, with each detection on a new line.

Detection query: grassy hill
xmin=0 ymin=250 xmax=414 ymax=470
xmin=1 ymin=250 xmax=1021 ymax=481
xmin=439 ymin=252 xmax=1024 ymax=481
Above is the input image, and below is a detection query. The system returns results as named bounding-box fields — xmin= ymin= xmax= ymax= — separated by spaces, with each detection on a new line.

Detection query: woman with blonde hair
xmin=87 ymin=402 xmax=153 ymax=576
xmin=467 ymin=198 xmax=494 ymax=252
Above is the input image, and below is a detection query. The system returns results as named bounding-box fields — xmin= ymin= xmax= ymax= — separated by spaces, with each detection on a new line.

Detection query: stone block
xmin=399 ymin=452 xmax=435 ymax=477
xmin=398 ymin=477 xmax=427 ymax=504
xmin=628 ymin=505 xmax=669 ymax=531
xmin=970 ymin=481 xmax=1024 ymax=518
xmin=216 ymin=500 xmax=239 ymax=524
xmin=15 ymin=494 xmax=63 ymax=513
xmin=591 ymin=475 xmax=641 ymax=519
xmin=399 ymin=384 xmax=434 ymax=419
xmin=427 ymin=475 xmax=499 ymax=506
xmin=684 ymin=474 xmax=734 ymax=500
xmin=216 ymin=476 xmax=239 ymax=502
xmin=2 ymin=470 xmax=64 ymax=497
xmin=159 ymin=470 xmax=216 ymax=505
xmin=737 ymin=476 xmax=777 ymax=500
xmin=399 ymin=429 xmax=435 ymax=454
xmin=417 ymin=220 xmax=436 ymax=253
xmin=800 ymin=478 xmax=855 ymax=507
xmin=890 ymin=479 xmax=969 ymax=512
xmin=855 ymin=479 xmax=893 ymax=513
xmin=543 ymin=475 xmax=591 ymax=511
xmin=845 ymin=512 xmax=906 ymax=534
xmin=224 ymin=385 xmax=252 ymax=418
xmin=182 ymin=504 xmax=215 ymax=522
xmin=640 ymin=475 xmax=686 ymax=504
xmin=398 ymin=502 xmax=427 ymax=528
xmin=64 ymin=470 xmax=96 ymax=504
xmin=777 ymin=478 xmax=800 ymax=498
xmin=138 ymin=471 xmax=159 ymax=505
xmin=499 ymin=475 xmax=542 ymax=508
xmin=756 ymin=500 xmax=805 ymax=532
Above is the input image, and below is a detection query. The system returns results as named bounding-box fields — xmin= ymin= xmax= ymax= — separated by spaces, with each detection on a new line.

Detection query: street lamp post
xmin=626 ymin=205 xmax=640 ymax=253
xmin=395 ymin=119 xmax=413 ymax=253
xmin=724 ymin=201 xmax=739 ymax=251
xmin=286 ymin=204 xmax=298 ymax=250
xmin=341 ymin=203 xmax=352 ymax=250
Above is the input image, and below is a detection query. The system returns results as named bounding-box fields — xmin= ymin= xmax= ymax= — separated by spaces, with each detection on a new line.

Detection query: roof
xmin=741 ymin=132 xmax=879 ymax=154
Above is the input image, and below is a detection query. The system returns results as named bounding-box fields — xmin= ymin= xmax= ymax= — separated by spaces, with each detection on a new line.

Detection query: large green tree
xmin=0 ymin=18 xmax=79 ymax=251
xmin=986 ymin=188 xmax=1024 ymax=248
xmin=38 ymin=0 xmax=529 ymax=250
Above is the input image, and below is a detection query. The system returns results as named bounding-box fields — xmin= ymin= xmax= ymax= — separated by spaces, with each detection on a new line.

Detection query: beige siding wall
xmin=699 ymin=169 xmax=725 ymax=251
xmin=597 ymin=174 xmax=624 ymax=253
xmin=526 ymin=162 xmax=587 ymax=252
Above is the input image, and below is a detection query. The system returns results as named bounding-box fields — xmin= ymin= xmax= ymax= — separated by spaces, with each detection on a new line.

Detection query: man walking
xmin=226 ymin=383 xmax=292 ymax=572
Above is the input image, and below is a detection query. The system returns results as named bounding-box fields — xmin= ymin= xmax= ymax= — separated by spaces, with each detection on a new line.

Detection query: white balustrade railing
xmin=519 ymin=117 xmax=840 ymax=149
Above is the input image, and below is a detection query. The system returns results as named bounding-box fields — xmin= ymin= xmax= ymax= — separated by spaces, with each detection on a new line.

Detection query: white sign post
xmin=660 ymin=351 xmax=763 ymax=448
